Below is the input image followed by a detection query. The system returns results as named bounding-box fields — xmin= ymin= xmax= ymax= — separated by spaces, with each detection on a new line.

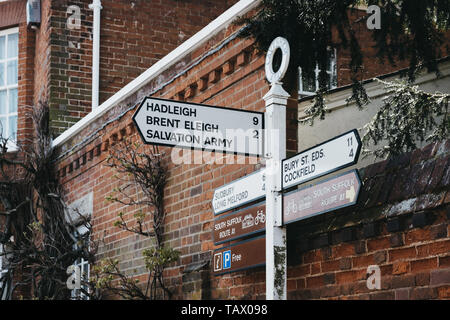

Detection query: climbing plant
xmin=0 ymin=102 xmax=94 ymax=300
xmin=92 ymin=139 xmax=179 ymax=300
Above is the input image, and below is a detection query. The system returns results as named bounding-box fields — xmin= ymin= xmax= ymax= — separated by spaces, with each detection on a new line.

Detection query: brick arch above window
xmin=0 ymin=0 xmax=26 ymax=30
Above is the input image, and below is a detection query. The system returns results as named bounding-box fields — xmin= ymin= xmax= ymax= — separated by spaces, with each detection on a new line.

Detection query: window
xmin=0 ymin=27 xmax=18 ymax=143
xmin=298 ymin=49 xmax=337 ymax=97
xmin=0 ymin=245 xmax=6 ymax=279
xmin=0 ymin=244 xmax=8 ymax=298
xmin=70 ymin=225 xmax=90 ymax=300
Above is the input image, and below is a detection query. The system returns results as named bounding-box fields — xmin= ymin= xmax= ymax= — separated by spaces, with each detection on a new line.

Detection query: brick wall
xmin=44 ymin=0 xmax=238 ymax=136
xmin=286 ymin=140 xmax=450 ymax=300
xmin=55 ymin=22 xmax=270 ymax=299
xmin=335 ymin=8 xmax=450 ymax=87
xmin=211 ymin=140 xmax=450 ymax=300
xmin=53 ymin=9 xmax=450 ymax=298
xmin=32 ymin=0 xmax=52 ymax=107
xmin=2 ymin=0 xmax=448 ymax=300
xmin=17 ymin=22 xmax=35 ymax=146
xmin=0 ymin=0 xmax=26 ymax=29
xmin=334 ymin=8 xmax=410 ymax=87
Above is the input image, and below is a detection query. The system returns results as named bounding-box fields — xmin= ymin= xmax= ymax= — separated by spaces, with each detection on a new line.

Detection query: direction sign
xmin=282 ymin=129 xmax=361 ymax=189
xmin=283 ymin=170 xmax=361 ymax=225
xmin=133 ymin=97 xmax=264 ymax=156
xmin=213 ymin=235 xmax=265 ymax=276
xmin=213 ymin=202 xmax=265 ymax=244
xmin=212 ymin=169 xmax=265 ymax=215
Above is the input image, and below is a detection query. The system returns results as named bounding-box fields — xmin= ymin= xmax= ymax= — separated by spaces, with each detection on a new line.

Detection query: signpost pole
xmin=264 ymin=83 xmax=289 ymax=300
xmin=263 ymin=37 xmax=291 ymax=300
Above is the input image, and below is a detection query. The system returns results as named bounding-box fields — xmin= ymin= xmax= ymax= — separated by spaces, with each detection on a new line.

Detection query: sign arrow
xmin=282 ymin=129 xmax=361 ymax=190
xmin=213 ymin=201 xmax=266 ymax=244
xmin=212 ymin=169 xmax=265 ymax=215
xmin=283 ymin=170 xmax=362 ymax=225
xmin=133 ymin=97 xmax=264 ymax=156
xmin=346 ymin=186 xmax=356 ymax=202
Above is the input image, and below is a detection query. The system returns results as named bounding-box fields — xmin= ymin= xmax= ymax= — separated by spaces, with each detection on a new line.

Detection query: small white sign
xmin=282 ymin=130 xmax=361 ymax=189
xmin=212 ymin=169 xmax=265 ymax=215
xmin=133 ymin=97 xmax=264 ymax=156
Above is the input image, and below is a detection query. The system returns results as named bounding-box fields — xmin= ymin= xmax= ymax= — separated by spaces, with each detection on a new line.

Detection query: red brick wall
xmin=53 ymin=10 xmax=450 ymax=298
xmin=336 ymin=8 xmax=449 ymax=87
xmin=32 ymin=0 xmax=52 ymax=108
xmin=0 ymin=0 xmax=26 ymax=29
xmin=212 ymin=140 xmax=450 ymax=300
xmin=3 ymin=0 xmax=448 ymax=300
xmin=44 ymin=0 xmax=238 ymax=136
xmin=55 ymin=23 xmax=270 ymax=299
xmin=17 ymin=22 xmax=35 ymax=146
xmin=288 ymin=140 xmax=450 ymax=300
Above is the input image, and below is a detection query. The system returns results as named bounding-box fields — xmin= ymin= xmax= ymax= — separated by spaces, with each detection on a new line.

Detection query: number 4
xmin=348 ymin=136 xmax=354 ymax=158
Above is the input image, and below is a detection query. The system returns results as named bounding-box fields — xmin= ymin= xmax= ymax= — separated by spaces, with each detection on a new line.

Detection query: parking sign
xmin=223 ymin=250 xmax=231 ymax=269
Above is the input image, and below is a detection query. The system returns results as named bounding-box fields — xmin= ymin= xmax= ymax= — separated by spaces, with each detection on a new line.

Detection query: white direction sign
xmin=282 ymin=129 xmax=361 ymax=189
xmin=212 ymin=169 xmax=265 ymax=215
xmin=133 ymin=97 xmax=264 ymax=156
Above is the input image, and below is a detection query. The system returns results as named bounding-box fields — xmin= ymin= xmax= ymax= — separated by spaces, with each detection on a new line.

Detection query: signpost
xmin=282 ymin=129 xmax=361 ymax=189
xmin=212 ymin=235 xmax=266 ymax=276
xmin=283 ymin=170 xmax=361 ymax=225
xmin=212 ymin=169 xmax=265 ymax=215
xmin=263 ymin=37 xmax=290 ymax=300
xmin=133 ymin=97 xmax=264 ymax=156
xmin=213 ymin=202 xmax=265 ymax=244
xmin=207 ymin=35 xmax=363 ymax=301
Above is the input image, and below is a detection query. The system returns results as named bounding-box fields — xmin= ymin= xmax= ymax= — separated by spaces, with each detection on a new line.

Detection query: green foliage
xmin=367 ymin=0 xmax=450 ymax=80
xmin=91 ymin=259 xmax=117 ymax=290
xmin=237 ymin=0 xmax=450 ymax=123
xmin=143 ymin=247 xmax=180 ymax=271
xmin=362 ymin=79 xmax=449 ymax=158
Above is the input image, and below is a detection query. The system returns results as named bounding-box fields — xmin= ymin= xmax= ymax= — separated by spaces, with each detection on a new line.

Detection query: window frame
xmin=0 ymin=27 xmax=19 ymax=150
xmin=298 ymin=48 xmax=337 ymax=97
xmin=0 ymin=244 xmax=8 ymax=290
xmin=70 ymin=225 xmax=90 ymax=300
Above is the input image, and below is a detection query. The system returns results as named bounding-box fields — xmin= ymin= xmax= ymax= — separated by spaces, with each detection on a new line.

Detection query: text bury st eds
xmin=282 ymin=130 xmax=361 ymax=189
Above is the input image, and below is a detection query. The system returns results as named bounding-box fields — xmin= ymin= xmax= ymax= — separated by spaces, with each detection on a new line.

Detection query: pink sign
xmin=283 ymin=170 xmax=361 ymax=225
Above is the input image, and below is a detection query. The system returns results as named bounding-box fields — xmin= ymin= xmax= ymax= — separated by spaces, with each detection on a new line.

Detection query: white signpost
xmin=207 ymin=34 xmax=364 ymax=301
xmin=263 ymin=36 xmax=290 ymax=301
xmin=133 ymin=97 xmax=264 ymax=156
xmin=282 ymin=129 xmax=361 ymax=190
xmin=212 ymin=169 xmax=265 ymax=215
